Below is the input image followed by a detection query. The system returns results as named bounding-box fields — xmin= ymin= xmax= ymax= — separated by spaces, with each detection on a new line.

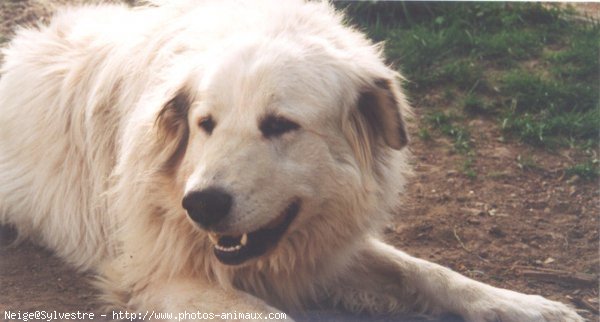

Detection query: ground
xmin=0 ymin=1 xmax=598 ymax=321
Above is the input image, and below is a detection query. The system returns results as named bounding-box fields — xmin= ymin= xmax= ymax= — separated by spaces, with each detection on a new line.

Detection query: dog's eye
xmin=259 ymin=115 xmax=300 ymax=138
xmin=198 ymin=116 xmax=215 ymax=135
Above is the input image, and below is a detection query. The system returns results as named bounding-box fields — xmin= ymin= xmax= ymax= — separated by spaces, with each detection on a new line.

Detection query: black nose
xmin=182 ymin=187 xmax=233 ymax=228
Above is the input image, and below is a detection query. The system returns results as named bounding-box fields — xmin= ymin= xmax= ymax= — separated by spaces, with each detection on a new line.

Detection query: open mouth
xmin=208 ymin=199 xmax=301 ymax=265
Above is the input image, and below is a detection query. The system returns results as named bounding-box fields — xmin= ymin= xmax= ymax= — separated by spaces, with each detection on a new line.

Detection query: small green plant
xmin=418 ymin=128 xmax=432 ymax=141
xmin=501 ymin=112 xmax=549 ymax=146
xmin=516 ymin=154 xmax=541 ymax=171
xmin=427 ymin=112 xmax=473 ymax=153
xmin=463 ymin=94 xmax=488 ymax=115
xmin=426 ymin=111 xmax=476 ymax=177
xmin=462 ymin=157 xmax=478 ymax=179
xmin=566 ymin=160 xmax=600 ymax=180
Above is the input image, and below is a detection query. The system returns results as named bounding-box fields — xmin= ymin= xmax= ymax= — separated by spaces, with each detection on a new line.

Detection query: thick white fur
xmin=0 ymin=1 xmax=583 ymax=321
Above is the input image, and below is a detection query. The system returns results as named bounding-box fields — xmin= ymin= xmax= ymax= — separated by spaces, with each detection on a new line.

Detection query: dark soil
xmin=1 ymin=1 xmax=598 ymax=321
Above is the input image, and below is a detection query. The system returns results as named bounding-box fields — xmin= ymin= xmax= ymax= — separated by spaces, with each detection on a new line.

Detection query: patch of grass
xmin=516 ymin=154 xmax=541 ymax=171
xmin=475 ymin=30 xmax=543 ymax=64
xmin=463 ymin=94 xmax=490 ymax=115
xmin=427 ymin=112 xmax=472 ymax=154
xmin=502 ymin=107 xmax=599 ymax=147
xmin=500 ymin=71 xmax=595 ymax=114
xmin=462 ymin=157 xmax=477 ymax=179
xmin=438 ymin=60 xmax=483 ymax=91
xmin=430 ymin=113 xmax=472 ymax=154
xmin=426 ymin=111 xmax=476 ymax=177
xmin=547 ymin=28 xmax=600 ymax=82
xmin=418 ymin=128 xmax=432 ymax=141
xmin=566 ymin=160 xmax=600 ymax=180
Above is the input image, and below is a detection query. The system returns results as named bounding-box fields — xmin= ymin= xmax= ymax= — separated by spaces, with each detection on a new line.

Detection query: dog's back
xmin=0 ymin=4 xmax=140 ymax=269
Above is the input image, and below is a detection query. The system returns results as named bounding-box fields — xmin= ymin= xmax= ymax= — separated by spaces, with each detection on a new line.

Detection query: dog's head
xmin=152 ymin=4 xmax=410 ymax=269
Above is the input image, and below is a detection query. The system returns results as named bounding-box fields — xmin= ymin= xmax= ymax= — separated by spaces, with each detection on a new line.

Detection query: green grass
xmin=461 ymin=156 xmax=477 ymax=179
xmin=338 ymin=2 xmax=599 ymax=176
xmin=566 ymin=160 xmax=600 ymax=180
xmin=516 ymin=154 xmax=542 ymax=171
xmin=417 ymin=128 xmax=432 ymax=141
xmin=463 ymin=94 xmax=491 ymax=115
xmin=427 ymin=112 xmax=472 ymax=154
xmin=338 ymin=2 xmax=598 ymax=145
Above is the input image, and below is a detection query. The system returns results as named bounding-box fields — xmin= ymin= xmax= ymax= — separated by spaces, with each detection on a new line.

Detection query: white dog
xmin=0 ymin=1 xmax=583 ymax=321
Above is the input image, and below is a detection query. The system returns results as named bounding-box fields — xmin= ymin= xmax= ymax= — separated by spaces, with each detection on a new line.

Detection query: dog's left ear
xmin=357 ymin=78 xmax=409 ymax=150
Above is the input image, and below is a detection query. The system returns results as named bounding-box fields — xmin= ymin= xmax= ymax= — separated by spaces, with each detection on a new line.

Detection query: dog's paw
xmin=462 ymin=290 xmax=583 ymax=322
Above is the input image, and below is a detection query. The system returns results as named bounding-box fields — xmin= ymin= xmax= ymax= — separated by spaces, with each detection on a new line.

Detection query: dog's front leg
xmin=329 ymin=237 xmax=582 ymax=322
xmin=126 ymin=277 xmax=292 ymax=322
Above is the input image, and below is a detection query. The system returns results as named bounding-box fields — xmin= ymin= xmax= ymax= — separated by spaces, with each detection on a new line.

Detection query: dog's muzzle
xmin=182 ymin=189 xmax=301 ymax=265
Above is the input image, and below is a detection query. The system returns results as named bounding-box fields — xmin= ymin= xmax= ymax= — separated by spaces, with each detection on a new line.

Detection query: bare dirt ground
xmin=1 ymin=1 xmax=598 ymax=321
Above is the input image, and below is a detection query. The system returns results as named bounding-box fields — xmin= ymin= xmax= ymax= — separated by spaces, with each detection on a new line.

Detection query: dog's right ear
xmin=155 ymin=90 xmax=192 ymax=169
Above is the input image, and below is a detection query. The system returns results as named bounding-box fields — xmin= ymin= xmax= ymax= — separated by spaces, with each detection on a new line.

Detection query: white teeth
xmin=214 ymin=244 xmax=242 ymax=252
xmin=209 ymin=233 xmax=248 ymax=252
xmin=208 ymin=233 xmax=219 ymax=245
